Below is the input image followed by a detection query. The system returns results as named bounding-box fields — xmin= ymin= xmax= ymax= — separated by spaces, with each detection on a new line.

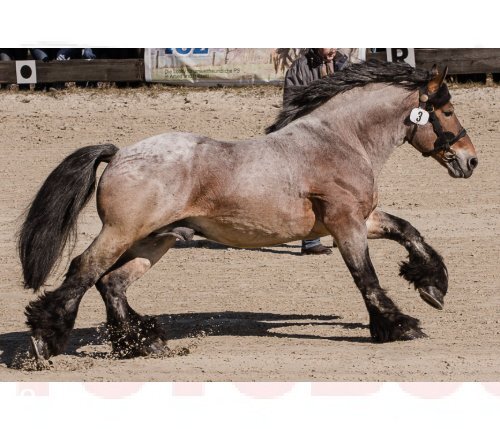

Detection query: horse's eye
xmin=443 ymin=111 xmax=454 ymax=117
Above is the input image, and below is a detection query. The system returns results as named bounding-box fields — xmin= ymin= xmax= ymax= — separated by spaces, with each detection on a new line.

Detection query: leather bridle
xmin=409 ymin=84 xmax=467 ymax=159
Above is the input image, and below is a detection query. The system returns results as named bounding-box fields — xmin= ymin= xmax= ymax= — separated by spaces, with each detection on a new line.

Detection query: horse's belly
xmin=186 ymin=205 xmax=316 ymax=248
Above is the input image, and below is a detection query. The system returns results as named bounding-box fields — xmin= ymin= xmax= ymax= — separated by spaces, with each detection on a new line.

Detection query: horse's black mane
xmin=266 ymin=60 xmax=434 ymax=134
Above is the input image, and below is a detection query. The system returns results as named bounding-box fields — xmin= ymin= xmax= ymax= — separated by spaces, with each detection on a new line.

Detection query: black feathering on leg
xmin=107 ymin=307 xmax=168 ymax=358
xmin=347 ymin=248 xmax=427 ymax=344
xmin=362 ymin=286 xmax=427 ymax=343
xmin=96 ymin=270 xmax=169 ymax=358
xmin=25 ymin=288 xmax=82 ymax=357
xmin=25 ymin=256 xmax=95 ymax=358
xmin=368 ymin=307 xmax=427 ymax=343
xmin=399 ymin=239 xmax=448 ymax=296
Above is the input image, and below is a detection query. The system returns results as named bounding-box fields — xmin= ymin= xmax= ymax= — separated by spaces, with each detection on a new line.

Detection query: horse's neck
xmin=316 ymin=84 xmax=416 ymax=177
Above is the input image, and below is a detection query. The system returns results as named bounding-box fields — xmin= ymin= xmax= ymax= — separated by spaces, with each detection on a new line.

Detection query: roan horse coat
xmin=19 ymin=61 xmax=477 ymax=361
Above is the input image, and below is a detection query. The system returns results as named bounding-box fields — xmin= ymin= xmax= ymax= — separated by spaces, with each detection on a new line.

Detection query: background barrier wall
xmin=0 ymin=49 xmax=499 ymax=85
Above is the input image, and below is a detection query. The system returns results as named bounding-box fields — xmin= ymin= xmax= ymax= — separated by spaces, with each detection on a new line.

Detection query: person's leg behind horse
xmin=301 ymin=238 xmax=332 ymax=255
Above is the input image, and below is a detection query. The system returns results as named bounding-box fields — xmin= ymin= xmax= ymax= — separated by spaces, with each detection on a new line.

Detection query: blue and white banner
xmin=144 ymin=48 xmax=288 ymax=85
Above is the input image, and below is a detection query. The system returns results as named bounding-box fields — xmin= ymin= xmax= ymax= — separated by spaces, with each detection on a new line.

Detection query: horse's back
xmin=110 ymin=132 xmax=206 ymax=164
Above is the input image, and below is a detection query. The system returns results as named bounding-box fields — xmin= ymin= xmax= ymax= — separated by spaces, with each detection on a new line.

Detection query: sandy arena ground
xmin=0 ymin=83 xmax=498 ymax=381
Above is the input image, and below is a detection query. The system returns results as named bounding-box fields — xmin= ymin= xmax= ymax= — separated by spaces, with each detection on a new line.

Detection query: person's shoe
xmin=301 ymin=244 xmax=332 ymax=255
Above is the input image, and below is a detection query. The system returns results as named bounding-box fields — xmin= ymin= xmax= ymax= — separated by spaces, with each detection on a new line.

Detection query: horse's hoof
xmin=112 ymin=337 xmax=168 ymax=358
xmin=400 ymin=325 xmax=428 ymax=341
xmin=370 ymin=312 xmax=427 ymax=343
xmin=418 ymin=286 xmax=444 ymax=310
xmin=141 ymin=338 xmax=168 ymax=355
xmin=30 ymin=336 xmax=49 ymax=360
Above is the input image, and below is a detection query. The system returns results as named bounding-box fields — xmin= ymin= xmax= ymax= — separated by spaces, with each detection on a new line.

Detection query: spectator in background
xmin=283 ymin=48 xmax=348 ymax=255
xmin=56 ymin=48 xmax=96 ymax=60
xmin=30 ymin=48 xmax=51 ymax=62
xmin=284 ymin=48 xmax=348 ymax=97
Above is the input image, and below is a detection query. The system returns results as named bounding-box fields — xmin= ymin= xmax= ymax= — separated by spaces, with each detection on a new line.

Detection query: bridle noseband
xmin=409 ymin=84 xmax=467 ymax=158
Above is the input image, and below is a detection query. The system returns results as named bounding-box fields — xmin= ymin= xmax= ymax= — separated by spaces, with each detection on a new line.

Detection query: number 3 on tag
xmin=410 ymin=108 xmax=429 ymax=125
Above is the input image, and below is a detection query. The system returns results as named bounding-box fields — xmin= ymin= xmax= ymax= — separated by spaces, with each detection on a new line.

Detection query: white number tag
xmin=410 ymin=108 xmax=429 ymax=125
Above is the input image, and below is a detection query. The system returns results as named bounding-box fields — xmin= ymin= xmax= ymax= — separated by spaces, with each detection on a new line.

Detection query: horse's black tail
xmin=18 ymin=144 xmax=119 ymax=292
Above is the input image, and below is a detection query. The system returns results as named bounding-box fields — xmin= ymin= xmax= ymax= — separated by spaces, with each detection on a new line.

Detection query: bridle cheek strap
xmin=411 ymin=84 xmax=468 ymax=158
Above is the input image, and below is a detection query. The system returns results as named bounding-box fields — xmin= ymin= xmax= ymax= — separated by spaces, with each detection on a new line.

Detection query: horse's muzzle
xmin=447 ymin=153 xmax=478 ymax=178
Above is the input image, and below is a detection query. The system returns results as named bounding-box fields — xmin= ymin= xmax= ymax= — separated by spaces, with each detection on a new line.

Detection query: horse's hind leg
xmin=26 ymin=226 xmax=133 ymax=359
xmin=366 ymin=209 xmax=448 ymax=310
xmin=322 ymin=203 xmax=426 ymax=343
xmin=95 ymin=233 xmax=178 ymax=358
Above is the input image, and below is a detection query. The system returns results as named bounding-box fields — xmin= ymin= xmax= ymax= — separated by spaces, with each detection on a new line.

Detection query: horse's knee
xmin=127 ymin=257 xmax=151 ymax=277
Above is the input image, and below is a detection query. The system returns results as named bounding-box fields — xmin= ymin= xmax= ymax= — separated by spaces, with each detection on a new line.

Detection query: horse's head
xmin=406 ymin=66 xmax=478 ymax=178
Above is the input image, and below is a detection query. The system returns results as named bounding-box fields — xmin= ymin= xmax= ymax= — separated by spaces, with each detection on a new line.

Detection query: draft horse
xmin=19 ymin=60 xmax=478 ymax=360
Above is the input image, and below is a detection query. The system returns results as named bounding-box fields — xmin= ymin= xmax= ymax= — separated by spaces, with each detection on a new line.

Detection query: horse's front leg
xmin=366 ymin=209 xmax=448 ymax=310
xmin=323 ymin=204 xmax=426 ymax=342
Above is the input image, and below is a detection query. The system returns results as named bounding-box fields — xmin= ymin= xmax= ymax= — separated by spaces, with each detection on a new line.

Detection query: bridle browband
xmin=410 ymin=83 xmax=467 ymax=158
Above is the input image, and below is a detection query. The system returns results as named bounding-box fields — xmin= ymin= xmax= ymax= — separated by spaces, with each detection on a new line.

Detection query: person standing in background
xmin=283 ymin=48 xmax=348 ymax=255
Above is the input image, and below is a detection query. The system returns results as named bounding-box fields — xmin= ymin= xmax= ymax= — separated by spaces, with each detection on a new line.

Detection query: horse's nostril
xmin=468 ymin=157 xmax=478 ymax=170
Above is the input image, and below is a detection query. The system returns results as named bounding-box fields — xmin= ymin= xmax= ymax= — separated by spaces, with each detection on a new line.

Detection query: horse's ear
xmin=428 ymin=65 xmax=449 ymax=93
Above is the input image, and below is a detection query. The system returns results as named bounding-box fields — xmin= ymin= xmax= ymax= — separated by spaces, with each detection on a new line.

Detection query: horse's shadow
xmin=0 ymin=311 xmax=370 ymax=368
xmin=174 ymin=240 xmax=306 ymax=256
